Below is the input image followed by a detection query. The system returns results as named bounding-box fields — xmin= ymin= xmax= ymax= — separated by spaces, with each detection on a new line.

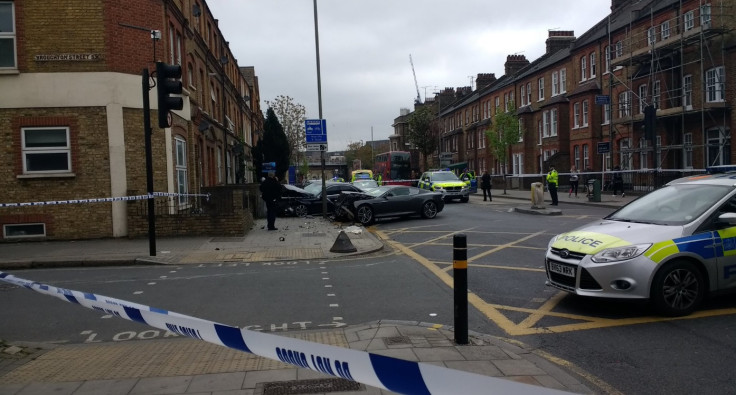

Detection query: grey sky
xmin=207 ymin=0 xmax=613 ymax=151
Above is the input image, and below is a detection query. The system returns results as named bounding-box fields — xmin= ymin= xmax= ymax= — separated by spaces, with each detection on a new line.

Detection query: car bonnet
xmin=551 ymin=220 xmax=685 ymax=255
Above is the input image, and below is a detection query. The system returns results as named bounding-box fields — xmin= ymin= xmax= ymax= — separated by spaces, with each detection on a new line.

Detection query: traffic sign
xmin=306 ymin=143 xmax=328 ymax=151
xmin=305 ymin=119 xmax=327 ymax=143
xmin=306 ymin=134 xmax=328 ymax=143
xmin=595 ymin=95 xmax=610 ymax=105
xmin=597 ymin=142 xmax=611 ymax=154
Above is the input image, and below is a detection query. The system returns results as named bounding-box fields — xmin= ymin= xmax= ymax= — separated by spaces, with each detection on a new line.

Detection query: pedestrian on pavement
xmin=260 ymin=170 xmax=282 ymax=231
xmin=612 ymin=166 xmax=625 ymax=197
xmin=481 ymin=170 xmax=492 ymax=201
xmin=569 ymin=166 xmax=580 ymax=198
xmin=546 ymin=165 xmax=559 ymax=206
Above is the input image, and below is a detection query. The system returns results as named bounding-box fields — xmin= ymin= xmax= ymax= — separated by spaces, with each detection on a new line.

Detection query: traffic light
xmin=156 ymin=61 xmax=183 ymax=128
xmin=644 ymin=105 xmax=656 ymax=141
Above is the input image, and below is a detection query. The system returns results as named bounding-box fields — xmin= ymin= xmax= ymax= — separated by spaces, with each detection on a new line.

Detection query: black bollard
xmin=453 ymin=234 xmax=468 ymax=345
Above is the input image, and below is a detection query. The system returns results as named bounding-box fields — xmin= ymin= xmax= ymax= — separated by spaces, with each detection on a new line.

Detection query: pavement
xmin=0 ymin=189 xmax=634 ymax=395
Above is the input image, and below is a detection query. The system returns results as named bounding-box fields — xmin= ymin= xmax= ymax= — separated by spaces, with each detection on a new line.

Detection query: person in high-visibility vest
xmin=376 ymin=173 xmax=383 ymax=185
xmin=546 ymin=165 xmax=559 ymax=206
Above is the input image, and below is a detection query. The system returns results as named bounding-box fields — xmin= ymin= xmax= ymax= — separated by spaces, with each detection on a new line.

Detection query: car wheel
xmin=460 ymin=197 xmax=469 ymax=203
xmin=421 ymin=201 xmax=438 ymax=219
xmin=294 ymin=204 xmax=309 ymax=217
xmin=357 ymin=204 xmax=374 ymax=225
xmin=651 ymin=260 xmax=705 ymax=316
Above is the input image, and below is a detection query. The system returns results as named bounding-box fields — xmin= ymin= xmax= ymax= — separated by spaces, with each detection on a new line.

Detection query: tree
xmin=486 ymin=102 xmax=521 ymax=194
xmin=407 ymin=105 xmax=439 ymax=172
xmin=344 ymin=141 xmax=374 ymax=172
xmin=254 ymin=108 xmax=290 ymax=181
xmin=265 ymin=95 xmax=306 ymax=166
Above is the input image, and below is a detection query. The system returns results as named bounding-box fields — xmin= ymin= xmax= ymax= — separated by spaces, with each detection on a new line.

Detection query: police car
xmin=545 ymin=173 xmax=736 ymax=316
xmin=418 ymin=171 xmax=470 ymax=202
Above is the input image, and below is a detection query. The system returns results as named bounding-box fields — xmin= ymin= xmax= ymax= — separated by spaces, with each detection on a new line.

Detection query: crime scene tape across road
xmin=0 ymin=272 xmax=567 ymax=395
xmin=0 ymin=192 xmax=210 ymax=208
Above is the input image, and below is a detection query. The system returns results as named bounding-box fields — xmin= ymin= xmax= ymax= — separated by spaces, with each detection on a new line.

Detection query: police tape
xmin=0 ymin=192 xmax=210 ymax=208
xmin=0 ymin=271 xmax=564 ymax=395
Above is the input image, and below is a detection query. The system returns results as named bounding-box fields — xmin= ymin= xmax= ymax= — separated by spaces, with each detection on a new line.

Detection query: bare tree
xmin=407 ymin=105 xmax=439 ymax=172
xmin=265 ymin=95 xmax=306 ymax=166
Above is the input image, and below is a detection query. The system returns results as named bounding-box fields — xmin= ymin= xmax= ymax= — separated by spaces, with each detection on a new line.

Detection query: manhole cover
xmin=262 ymin=378 xmax=362 ymax=394
xmin=384 ymin=336 xmax=411 ymax=345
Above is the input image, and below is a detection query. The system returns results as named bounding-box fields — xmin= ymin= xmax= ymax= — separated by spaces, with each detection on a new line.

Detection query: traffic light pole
xmin=143 ymin=68 xmax=156 ymax=256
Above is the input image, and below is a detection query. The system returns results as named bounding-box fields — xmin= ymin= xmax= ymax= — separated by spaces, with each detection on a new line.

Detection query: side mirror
xmin=718 ymin=212 xmax=736 ymax=225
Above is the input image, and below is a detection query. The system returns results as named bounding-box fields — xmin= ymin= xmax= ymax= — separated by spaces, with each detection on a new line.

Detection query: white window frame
xmin=639 ymin=138 xmax=649 ymax=169
xmin=552 ymin=71 xmax=559 ymax=96
xmin=550 ymin=108 xmax=558 ymax=136
xmin=580 ymin=56 xmax=587 ymax=82
xmin=618 ymin=91 xmax=631 ymax=117
xmin=638 ymin=84 xmax=648 ymax=114
xmin=559 ymin=68 xmax=567 ymax=93
xmin=518 ymin=119 xmax=524 ymax=142
xmin=684 ymin=10 xmax=695 ymax=31
xmin=615 ymin=41 xmax=623 ymax=57
xmin=574 ymin=145 xmax=580 ymax=170
xmin=603 ymin=103 xmax=611 ymax=125
xmin=21 ymin=127 xmax=72 ymax=174
xmin=537 ymin=119 xmax=542 ymax=145
xmin=573 ymin=103 xmax=580 ymax=128
xmin=661 ymin=20 xmax=670 ymax=39
xmin=526 ymin=82 xmax=532 ymax=104
xmin=582 ymin=100 xmax=589 ymax=127
xmin=706 ymin=66 xmax=725 ymax=102
xmin=543 ymin=110 xmax=550 ymax=137
xmin=684 ymin=132 xmax=693 ymax=168
xmin=175 ymin=137 xmax=188 ymax=206
xmin=604 ymin=46 xmax=611 ymax=73
xmin=652 ymin=80 xmax=661 ymax=109
xmin=0 ymin=1 xmax=17 ymax=69
xmin=701 ymin=4 xmax=711 ymax=28
xmin=590 ymin=53 xmax=596 ymax=78
xmin=520 ymin=84 xmax=526 ymax=106
xmin=583 ymin=144 xmax=589 ymax=169
xmin=683 ymin=74 xmax=693 ymax=109
xmin=647 ymin=27 xmax=657 ymax=46
xmin=538 ymin=77 xmax=544 ymax=100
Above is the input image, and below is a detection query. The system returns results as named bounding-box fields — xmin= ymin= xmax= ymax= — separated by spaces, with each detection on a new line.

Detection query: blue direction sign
xmin=305 ymin=119 xmax=327 ymax=144
xmin=597 ymin=142 xmax=611 ymax=154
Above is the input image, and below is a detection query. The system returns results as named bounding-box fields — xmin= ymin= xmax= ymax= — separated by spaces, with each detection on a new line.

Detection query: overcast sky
xmin=207 ymin=0 xmax=613 ymax=152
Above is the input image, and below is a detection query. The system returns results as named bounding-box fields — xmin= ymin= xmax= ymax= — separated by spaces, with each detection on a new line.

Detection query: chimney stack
xmin=504 ymin=55 xmax=530 ymax=76
xmin=475 ymin=73 xmax=496 ymax=89
xmin=546 ymin=30 xmax=575 ymax=54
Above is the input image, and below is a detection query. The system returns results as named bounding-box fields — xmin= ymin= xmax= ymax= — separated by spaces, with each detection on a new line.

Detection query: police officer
xmin=546 ymin=165 xmax=559 ymax=206
xmin=260 ymin=170 xmax=282 ymax=230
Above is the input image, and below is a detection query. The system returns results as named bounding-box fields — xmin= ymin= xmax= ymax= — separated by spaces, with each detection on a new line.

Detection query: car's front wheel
xmin=294 ymin=204 xmax=309 ymax=217
xmin=460 ymin=196 xmax=469 ymax=203
xmin=421 ymin=201 xmax=438 ymax=219
xmin=651 ymin=260 xmax=705 ymax=316
xmin=357 ymin=204 xmax=374 ymax=225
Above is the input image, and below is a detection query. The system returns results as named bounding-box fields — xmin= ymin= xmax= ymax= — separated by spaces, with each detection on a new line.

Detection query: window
xmin=590 ymin=53 xmax=596 ymax=78
xmin=537 ymin=119 xmax=543 ymax=145
xmin=701 ymin=4 xmax=711 ymax=28
xmin=559 ymin=68 xmax=566 ymax=93
xmin=504 ymin=93 xmax=509 ymax=111
xmin=684 ymin=10 xmax=695 ymax=30
xmin=573 ymin=102 xmax=580 ymax=128
xmin=683 ymin=75 xmax=693 ymax=108
xmin=4 ymin=223 xmax=46 ymax=239
xmin=574 ymin=145 xmax=580 ymax=170
xmin=175 ymin=138 xmax=188 ymax=206
xmin=684 ymin=132 xmax=693 ymax=168
xmin=551 ymin=109 xmax=558 ymax=136
xmin=479 ymin=129 xmax=485 ymax=148
xmin=580 ymin=56 xmax=587 ymax=81
xmin=707 ymin=128 xmax=731 ymax=166
xmin=647 ymin=27 xmax=657 ymax=46
xmin=495 ymin=96 xmax=500 ymax=110
xmin=0 ymin=1 xmax=16 ymax=68
xmin=638 ymin=84 xmax=648 ymax=113
xmin=518 ymin=119 xmax=524 ymax=142
xmin=216 ymin=148 xmax=223 ymax=184
xmin=604 ymin=46 xmax=611 ymax=73
xmin=526 ymin=82 xmax=532 ymax=104
xmin=652 ymin=80 xmax=661 ymax=109
xmin=661 ymin=21 xmax=670 ymax=39
xmin=176 ymin=32 xmax=182 ymax=65
xmin=583 ymin=144 xmax=589 ymax=169
xmin=520 ymin=85 xmax=526 ymax=106
xmin=639 ymin=138 xmax=649 ymax=169
xmin=543 ymin=111 xmax=550 ymax=137
xmin=513 ymin=153 xmax=523 ymax=175
xmin=582 ymin=100 xmax=589 ymax=126
xmin=603 ymin=104 xmax=611 ymax=124
xmin=706 ymin=66 xmax=725 ymax=102
xmin=618 ymin=91 xmax=631 ymax=117
xmin=22 ymin=127 xmax=71 ymax=173
xmin=538 ymin=77 xmax=544 ymax=100
xmin=552 ymin=71 xmax=559 ymax=96
xmin=615 ymin=41 xmax=623 ymax=57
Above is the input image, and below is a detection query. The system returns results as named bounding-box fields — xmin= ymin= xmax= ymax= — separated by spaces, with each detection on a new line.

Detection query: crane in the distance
xmin=409 ymin=54 xmax=421 ymax=104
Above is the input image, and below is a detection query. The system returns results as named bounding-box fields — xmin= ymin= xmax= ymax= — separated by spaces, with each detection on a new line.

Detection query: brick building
xmin=0 ymin=0 xmax=262 ymax=240
xmin=397 ymin=0 xmax=734 ymax=191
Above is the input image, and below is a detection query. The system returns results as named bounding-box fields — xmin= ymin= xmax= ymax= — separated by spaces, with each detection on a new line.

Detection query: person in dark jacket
xmin=260 ymin=170 xmax=282 ymax=230
xmin=612 ymin=166 xmax=625 ymax=197
xmin=481 ymin=171 xmax=492 ymax=201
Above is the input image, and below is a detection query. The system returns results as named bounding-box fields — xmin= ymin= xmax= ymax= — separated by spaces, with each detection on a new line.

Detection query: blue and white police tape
xmin=0 ymin=271 xmax=566 ymax=395
xmin=0 ymin=192 xmax=210 ymax=208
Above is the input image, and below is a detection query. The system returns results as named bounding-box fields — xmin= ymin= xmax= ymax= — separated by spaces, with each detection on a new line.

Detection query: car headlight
xmin=591 ymin=243 xmax=652 ymax=263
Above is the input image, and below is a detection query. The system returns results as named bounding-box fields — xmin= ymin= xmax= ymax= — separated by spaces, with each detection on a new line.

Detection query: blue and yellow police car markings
xmin=378 ymin=228 xmax=736 ymax=336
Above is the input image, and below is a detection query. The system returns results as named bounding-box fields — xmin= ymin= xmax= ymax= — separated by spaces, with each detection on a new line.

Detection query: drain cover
xmin=384 ymin=336 xmax=411 ymax=345
xmin=262 ymin=378 xmax=362 ymax=394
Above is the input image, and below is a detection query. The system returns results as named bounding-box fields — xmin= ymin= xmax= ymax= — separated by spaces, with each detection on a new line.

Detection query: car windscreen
xmin=365 ymin=186 xmax=393 ymax=197
xmin=303 ymin=182 xmax=325 ymax=196
xmin=606 ymin=184 xmax=733 ymax=225
xmin=432 ymin=172 xmax=460 ymax=181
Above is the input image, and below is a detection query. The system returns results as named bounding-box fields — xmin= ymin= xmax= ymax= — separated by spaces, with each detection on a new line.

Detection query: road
xmin=3 ymin=196 xmax=736 ymax=394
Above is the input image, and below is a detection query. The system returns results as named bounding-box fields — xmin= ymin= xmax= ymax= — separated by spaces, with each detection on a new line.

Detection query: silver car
xmin=545 ymin=173 xmax=736 ymax=316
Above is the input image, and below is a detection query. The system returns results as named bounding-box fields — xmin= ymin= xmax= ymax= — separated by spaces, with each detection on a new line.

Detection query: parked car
xmin=545 ymin=172 xmax=736 ymax=316
xmin=335 ymin=185 xmax=445 ymax=225
xmin=277 ymin=184 xmax=312 ymax=216
xmin=417 ymin=171 xmax=470 ymax=202
xmin=352 ymin=179 xmax=379 ymax=191
xmin=292 ymin=182 xmax=362 ymax=217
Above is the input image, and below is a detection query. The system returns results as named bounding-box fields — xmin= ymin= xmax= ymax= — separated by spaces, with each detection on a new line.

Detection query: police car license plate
xmin=549 ymin=261 xmax=575 ymax=277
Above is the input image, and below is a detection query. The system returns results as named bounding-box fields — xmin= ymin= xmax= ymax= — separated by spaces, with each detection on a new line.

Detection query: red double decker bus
xmin=374 ymin=151 xmax=411 ymax=186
